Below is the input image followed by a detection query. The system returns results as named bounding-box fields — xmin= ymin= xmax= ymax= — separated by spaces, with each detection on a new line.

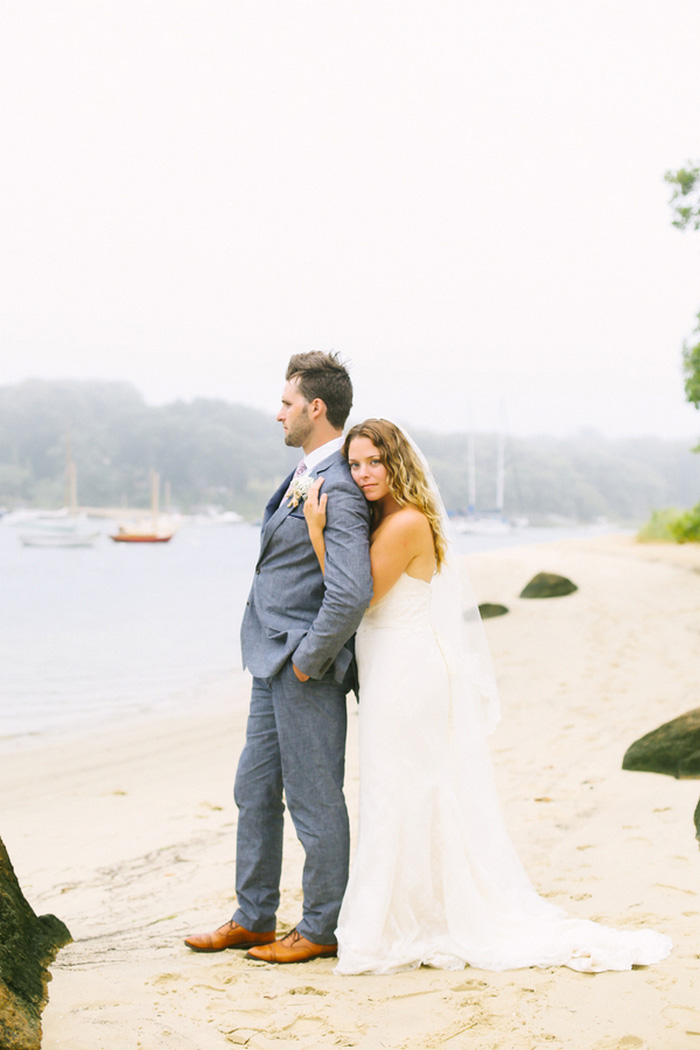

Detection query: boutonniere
xmin=286 ymin=474 xmax=315 ymax=508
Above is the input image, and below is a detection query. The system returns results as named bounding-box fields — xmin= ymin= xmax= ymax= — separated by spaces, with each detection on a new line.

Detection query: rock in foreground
xmin=519 ymin=573 xmax=578 ymax=599
xmin=622 ymin=708 xmax=700 ymax=779
xmin=0 ymin=836 xmax=71 ymax=1050
xmin=478 ymin=603 xmax=509 ymax=619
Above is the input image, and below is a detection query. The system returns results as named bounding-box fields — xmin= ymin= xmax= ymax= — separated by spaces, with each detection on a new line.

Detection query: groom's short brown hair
xmin=286 ymin=351 xmax=353 ymax=430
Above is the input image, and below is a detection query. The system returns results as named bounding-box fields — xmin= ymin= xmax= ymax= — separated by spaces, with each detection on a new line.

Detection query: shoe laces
xmin=281 ymin=927 xmax=303 ymax=946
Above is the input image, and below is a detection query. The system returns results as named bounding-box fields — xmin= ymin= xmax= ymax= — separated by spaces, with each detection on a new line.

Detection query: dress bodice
xmin=360 ymin=572 xmax=432 ymax=631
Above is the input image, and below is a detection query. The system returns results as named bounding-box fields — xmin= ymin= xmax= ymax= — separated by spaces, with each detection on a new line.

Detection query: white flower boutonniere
xmin=286 ymin=474 xmax=315 ymax=509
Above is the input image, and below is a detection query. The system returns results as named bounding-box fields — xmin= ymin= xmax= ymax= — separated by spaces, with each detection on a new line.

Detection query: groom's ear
xmin=308 ymin=397 xmax=327 ymax=421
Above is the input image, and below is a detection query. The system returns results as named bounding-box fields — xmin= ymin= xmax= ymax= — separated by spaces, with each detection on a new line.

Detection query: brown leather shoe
xmin=184 ymin=920 xmax=276 ymax=953
xmin=246 ymin=927 xmax=337 ymax=964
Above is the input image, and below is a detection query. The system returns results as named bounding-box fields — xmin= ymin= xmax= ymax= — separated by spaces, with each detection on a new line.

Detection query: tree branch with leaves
xmin=666 ymin=162 xmax=700 ymax=408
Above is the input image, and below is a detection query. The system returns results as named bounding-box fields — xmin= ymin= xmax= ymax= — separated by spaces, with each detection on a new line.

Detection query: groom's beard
xmin=284 ymin=412 xmax=313 ymax=448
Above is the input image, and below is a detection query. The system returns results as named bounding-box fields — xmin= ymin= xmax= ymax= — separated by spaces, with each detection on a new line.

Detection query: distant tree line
xmin=0 ymin=380 xmax=297 ymax=517
xmin=0 ymin=379 xmax=699 ymax=522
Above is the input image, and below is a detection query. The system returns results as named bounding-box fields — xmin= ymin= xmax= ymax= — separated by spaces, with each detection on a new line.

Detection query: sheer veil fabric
xmin=334 ymin=425 xmax=672 ymax=976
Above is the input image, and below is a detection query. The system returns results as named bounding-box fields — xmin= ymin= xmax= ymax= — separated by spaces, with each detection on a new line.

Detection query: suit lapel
xmin=258 ymin=470 xmax=297 ymax=561
xmin=262 ymin=470 xmax=294 ymax=529
xmin=258 ymin=451 xmax=343 ymax=561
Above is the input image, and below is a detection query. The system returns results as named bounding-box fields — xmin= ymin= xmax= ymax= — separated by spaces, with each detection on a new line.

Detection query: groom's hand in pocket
xmin=293 ymin=663 xmax=310 ymax=682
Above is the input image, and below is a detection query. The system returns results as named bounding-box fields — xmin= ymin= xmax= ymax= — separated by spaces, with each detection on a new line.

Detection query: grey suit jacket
xmin=240 ymin=450 xmax=373 ymax=686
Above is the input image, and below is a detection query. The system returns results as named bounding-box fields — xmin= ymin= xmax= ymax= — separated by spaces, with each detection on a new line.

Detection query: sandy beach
xmin=2 ymin=534 xmax=700 ymax=1050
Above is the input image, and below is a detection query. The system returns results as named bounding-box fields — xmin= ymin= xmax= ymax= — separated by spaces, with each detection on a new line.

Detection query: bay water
xmin=0 ymin=517 xmax=619 ymax=752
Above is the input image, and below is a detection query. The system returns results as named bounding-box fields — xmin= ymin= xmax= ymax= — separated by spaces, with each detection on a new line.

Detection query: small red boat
xmin=110 ymin=530 xmax=173 ymax=543
xmin=109 ymin=471 xmax=175 ymax=543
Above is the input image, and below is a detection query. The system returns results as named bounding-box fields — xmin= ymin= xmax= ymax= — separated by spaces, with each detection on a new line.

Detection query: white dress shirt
xmin=297 ymin=435 xmax=344 ymax=476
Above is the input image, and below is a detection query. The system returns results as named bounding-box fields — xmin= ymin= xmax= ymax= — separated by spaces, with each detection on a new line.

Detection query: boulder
xmin=622 ymin=708 xmax=700 ymax=779
xmin=519 ymin=572 xmax=578 ymax=599
xmin=695 ymin=796 xmax=700 ymax=844
xmin=0 ymin=836 xmax=71 ymax=1050
xmin=478 ymin=603 xmax=509 ymax=619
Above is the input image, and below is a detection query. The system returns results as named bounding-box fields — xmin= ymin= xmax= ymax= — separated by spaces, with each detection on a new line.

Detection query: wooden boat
xmin=110 ymin=471 xmax=175 ymax=543
xmin=111 ymin=527 xmax=173 ymax=544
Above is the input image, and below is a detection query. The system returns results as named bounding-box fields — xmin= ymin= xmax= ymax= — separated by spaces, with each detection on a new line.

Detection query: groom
xmin=185 ymin=352 xmax=373 ymax=963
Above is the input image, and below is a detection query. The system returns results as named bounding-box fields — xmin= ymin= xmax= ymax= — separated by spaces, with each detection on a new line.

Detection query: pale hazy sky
xmin=2 ymin=0 xmax=700 ymax=438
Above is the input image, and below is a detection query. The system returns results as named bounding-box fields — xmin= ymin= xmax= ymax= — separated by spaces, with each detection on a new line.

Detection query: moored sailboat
xmin=457 ymin=433 xmax=514 ymax=535
xmin=110 ymin=471 xmax=175 ymax=543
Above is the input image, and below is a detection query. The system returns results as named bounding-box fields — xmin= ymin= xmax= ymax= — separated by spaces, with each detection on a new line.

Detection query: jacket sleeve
xmin=291 ymin=475 xmax=373 ymax=679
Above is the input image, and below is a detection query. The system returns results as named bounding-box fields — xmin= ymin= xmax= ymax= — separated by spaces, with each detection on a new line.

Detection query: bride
xmin=303 ymin=418 xmax=672 ymax=976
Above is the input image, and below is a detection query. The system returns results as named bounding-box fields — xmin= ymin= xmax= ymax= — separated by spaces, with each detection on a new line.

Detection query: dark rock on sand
xmin=695 ymin=796 xmax=700 ymax=843
xmin=478 ymin=603 xmax=509 ymax=619
xmin=622 ymin=708 xmax=700 ymax=780
xmin=0 ymin=836 xmax=71 ymax=1050
xmin=519 ymin=573 xmax=578 ymax=599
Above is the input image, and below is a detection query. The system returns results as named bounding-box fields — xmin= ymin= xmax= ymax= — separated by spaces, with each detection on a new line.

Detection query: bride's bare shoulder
xmin=379 ymin=505 xmax=431 ymax=538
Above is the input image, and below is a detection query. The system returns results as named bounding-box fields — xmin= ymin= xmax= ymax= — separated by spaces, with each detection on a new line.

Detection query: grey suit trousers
xmin=232 ymin=660 xmax=349 ymax=944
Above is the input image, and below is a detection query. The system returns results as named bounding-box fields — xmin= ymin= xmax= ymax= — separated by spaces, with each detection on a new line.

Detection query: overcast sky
xmin=2 ymin=0 xmax=700 ymax=439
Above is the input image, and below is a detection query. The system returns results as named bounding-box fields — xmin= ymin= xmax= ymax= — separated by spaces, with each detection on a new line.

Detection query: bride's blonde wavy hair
xmin=343 ymin=418 xmax=447 ymax=572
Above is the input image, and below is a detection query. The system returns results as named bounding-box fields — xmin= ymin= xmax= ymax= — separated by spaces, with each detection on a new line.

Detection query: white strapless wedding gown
xmin=334 ymin=574 xmax=672 ymax=975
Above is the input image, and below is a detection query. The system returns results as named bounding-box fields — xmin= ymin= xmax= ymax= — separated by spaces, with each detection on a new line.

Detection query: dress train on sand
xmin=334 ymin=574 xmax=672 ymax=975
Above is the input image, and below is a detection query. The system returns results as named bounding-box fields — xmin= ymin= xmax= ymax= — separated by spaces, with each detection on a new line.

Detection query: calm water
xmin=0 ymin=520 xmax=259 ymax=750
xmin=0 ymin=517 xmax=621 ymax=751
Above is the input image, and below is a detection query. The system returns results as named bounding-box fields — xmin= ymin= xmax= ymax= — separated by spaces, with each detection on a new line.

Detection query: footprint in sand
xmin=150 ymin=972 xmax=182 ymax=990
xmin=594 ymin=1038 xmax=646 ymax=1050
xmin=617 ymin=1039 xmax=645 ymax=1049
xmin=662 ymin=1004 xmax=700 ymax=1031
xmin=451 ymin=979 xmax=488 ymax=991
xmin=223 ymin=1028 xmax=261 ymax=1045
xmin=275 ymin=1014 xmax=327 ymax=1038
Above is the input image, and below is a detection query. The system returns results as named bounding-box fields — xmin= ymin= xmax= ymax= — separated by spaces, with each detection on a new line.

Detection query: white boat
xmin=19 ymin=530 xmax=100 ymax=548
xmin=457 ymin=516 xmax=512 ymax=536
xmin=192 ymin=506 xmax=244 ymax=526
xmin=21 ymin=515 xmax=88 ymax=533
xmin=3 ymin=508 xmax=71 ymax=526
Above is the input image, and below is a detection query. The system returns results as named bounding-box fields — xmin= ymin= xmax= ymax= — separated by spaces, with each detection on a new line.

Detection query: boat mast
xmin=151 ymin=470 xmax=160 ymax=533
xmin=65 ymin=425 xmax=78 ymax=515
xmin=467 ymin=433 xmax=476 ymax=515
xmin=495 ymin=432 xmax=505 ymax=515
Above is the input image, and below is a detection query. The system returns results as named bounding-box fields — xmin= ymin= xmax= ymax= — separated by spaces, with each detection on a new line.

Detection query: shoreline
xmin=2 ymin=534 xmax=700 ymax=1049
xmin=0 ymin=671 xmax=249 ymax=757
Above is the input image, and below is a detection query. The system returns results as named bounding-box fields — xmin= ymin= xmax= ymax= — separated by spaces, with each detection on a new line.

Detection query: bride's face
xmin=347 ymin=437 xmax=390 ymax=502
